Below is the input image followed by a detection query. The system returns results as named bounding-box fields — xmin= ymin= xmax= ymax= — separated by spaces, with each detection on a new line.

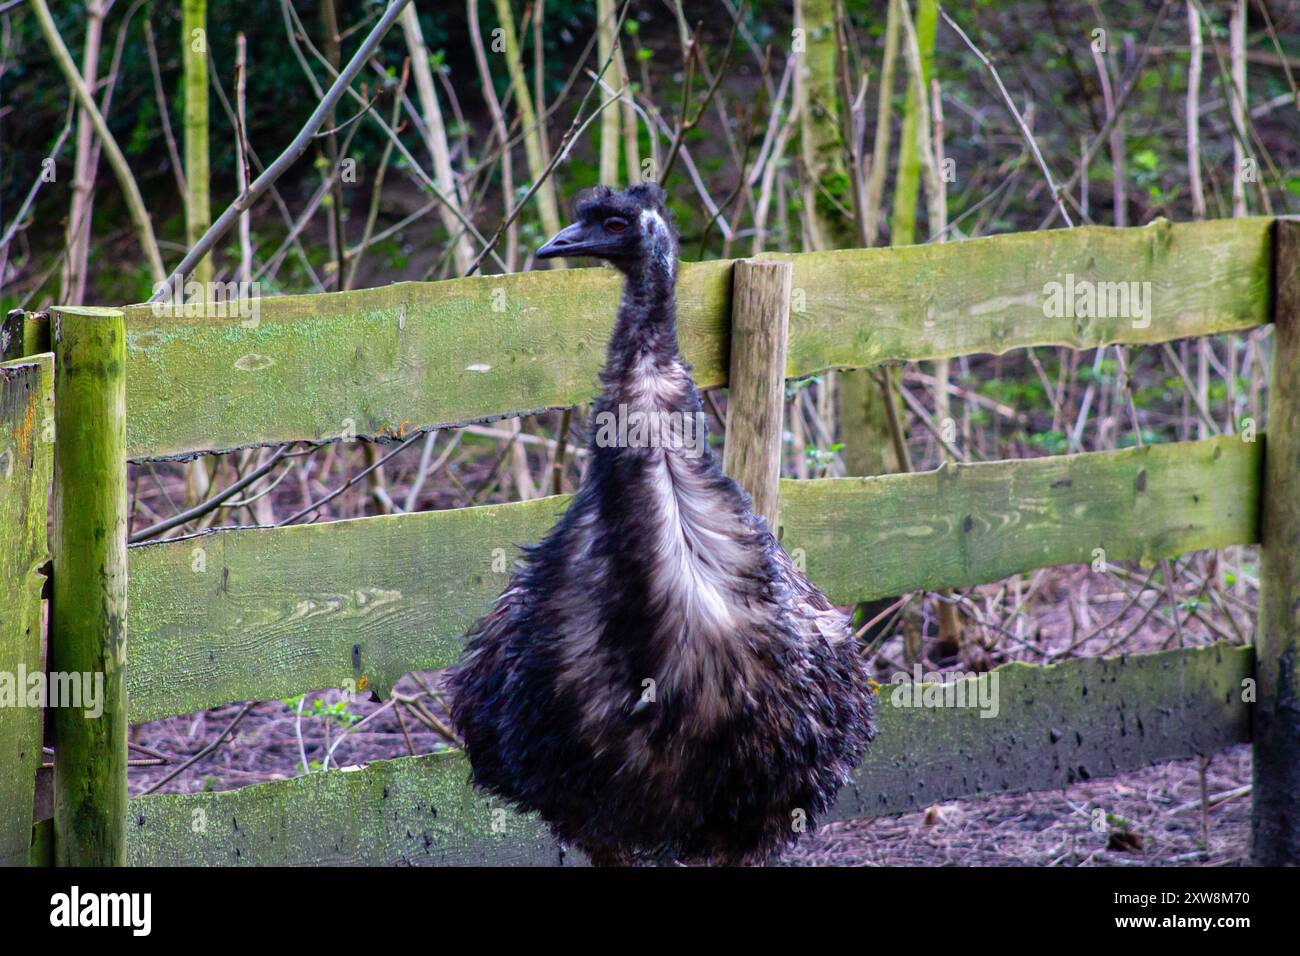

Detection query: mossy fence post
xmin=50 ymin=306 xmax=128 ymax=866
xmin=1253 ymin=220 xmax=1300 ymax=864
xmin=723 ymin=259 xmax=792 ymax=529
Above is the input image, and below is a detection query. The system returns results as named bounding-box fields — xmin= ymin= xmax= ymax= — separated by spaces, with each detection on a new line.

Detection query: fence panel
xmin=25 ymin=217 xmax=1283 ymax=865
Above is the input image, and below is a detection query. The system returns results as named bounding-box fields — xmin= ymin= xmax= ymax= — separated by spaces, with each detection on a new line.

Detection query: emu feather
xmin=447 ymin=184 xmax=875 ymax=865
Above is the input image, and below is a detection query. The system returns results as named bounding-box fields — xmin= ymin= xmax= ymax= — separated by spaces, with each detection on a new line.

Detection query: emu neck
xmin=601 ymin=261 xmax=687 ymax=412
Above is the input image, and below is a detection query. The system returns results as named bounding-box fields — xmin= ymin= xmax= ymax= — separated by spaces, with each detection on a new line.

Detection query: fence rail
xmin=6 ymin=216 xmax=1296 ymax=866
xmin=120 ymin=216 xmax=1272 ymax=461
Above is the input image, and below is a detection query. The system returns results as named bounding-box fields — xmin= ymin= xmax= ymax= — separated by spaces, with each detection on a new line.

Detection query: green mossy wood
xmin=121 ymin=644 xmax=1251 ymax=866
xmin=127 ymin=496 xmax=561 ymax=724
xmin=781 ymin=434 xmax=1259 ymax=604
xmin=123 ymin=262 xmax=733 ymax=460
xmin=127 ymin=747 xmax=563 ymax=866
xmin=125 ymin=436 xmax=1256 ymax=725
xmin=50 ymin=307 xmax=128 ymax=866
xmin=774 ymin=216 xmax=1272 ymax=376
xmin=120 ymin=218 xmax=1270 ymax=461
xmin=0 ymin=354 xmax=54 ymax=866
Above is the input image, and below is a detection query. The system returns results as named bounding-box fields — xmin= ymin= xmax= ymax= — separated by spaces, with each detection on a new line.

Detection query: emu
xmin=447 ymin=184 xmax=875 ymax=866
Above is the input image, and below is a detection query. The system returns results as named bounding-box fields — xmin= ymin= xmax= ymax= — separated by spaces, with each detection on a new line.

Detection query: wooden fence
xmin=1 ymin=215 xmax=1295 ymax=866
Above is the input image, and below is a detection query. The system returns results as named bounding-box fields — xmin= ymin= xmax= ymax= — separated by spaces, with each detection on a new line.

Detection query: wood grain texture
xmin=50 ymin=307 xmax=129 ymax=866
xmin=126 ymin=496 xmax=567 ymax=724
xmin=1253 ymin=218 xmax=1300 ymax=864
xmin=779 ymin=434 xmax=1260 ymax=605
xmin=773 ymin=216 xmax=1273 ymax=376
xmin=722 ymin=260 xmax=791 ymax=527
xmin=127 ymin=436 xmax=1257 ymax=724
xmin=122 ymin=644 xmax=1250 ymax=865
xmin=0 ymin=354 xmax=53 ymax=866
xmin=121 ymin=218 xmax=1270 ymax=461
xmin=123 ymin=261 xmax=734 ymax=460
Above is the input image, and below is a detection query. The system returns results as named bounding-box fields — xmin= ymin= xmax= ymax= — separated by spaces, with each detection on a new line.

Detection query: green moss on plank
xmin=127 ymin=749 xmax=565 ymax=866
xmin=780 ymin=434 xmax=1260 ymax=604
xmin=122 ymin=262 xmax=734 ymax=460
xmin=0 ymin=354 xmax=54 ymax=866
xmin=127 ymin=495 xmax=567 ymax=723
xmin=774 ymin=217 xmax=1272 ymax=376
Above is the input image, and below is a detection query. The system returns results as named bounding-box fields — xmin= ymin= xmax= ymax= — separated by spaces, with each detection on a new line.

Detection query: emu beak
xmin=537 ymin=222 xmax=596 ymax=259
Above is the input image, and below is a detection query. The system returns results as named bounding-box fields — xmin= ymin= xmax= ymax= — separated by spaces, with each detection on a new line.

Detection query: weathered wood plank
xmin=126 ymin=496 xmax=567 ymax=724
xmin=122 ymin=644 xmax=1250 ymax=865
xmin=833 ymin=642 xmax=1253 ymax=821
xmin=776 ymin=216 xmax=1273 ymax=375
xmin=126 ymin=749 xmax=567 ymax=866
xmin=121 ymin=218 xmax=1271 ymax=461
xmin=0 ymin=354 xmax=54 ymax=867
xmin=126 ymin=436 xmax=1258 ymax=725
xmin=779 ymin=434 xmax=1260 ymax=605
xmin=122 ymin=261 xmax=734 ymax=460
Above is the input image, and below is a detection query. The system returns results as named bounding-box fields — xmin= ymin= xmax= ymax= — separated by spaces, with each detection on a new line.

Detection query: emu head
xmin=537 ymin=183 xmax=677 ymax=278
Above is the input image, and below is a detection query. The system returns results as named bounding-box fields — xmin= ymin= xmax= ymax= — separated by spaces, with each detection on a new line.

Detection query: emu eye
xmin=604 ymin=217 xmax=628 ymax=233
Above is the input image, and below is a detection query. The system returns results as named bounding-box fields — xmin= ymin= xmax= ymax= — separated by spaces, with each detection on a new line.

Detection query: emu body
xmin=447 ymin=185 xmax=874 ymax=865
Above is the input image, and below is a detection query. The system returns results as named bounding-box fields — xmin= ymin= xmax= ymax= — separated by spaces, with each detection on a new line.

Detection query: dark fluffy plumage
xmin=447 ymin=184 xmax=875 ymax=865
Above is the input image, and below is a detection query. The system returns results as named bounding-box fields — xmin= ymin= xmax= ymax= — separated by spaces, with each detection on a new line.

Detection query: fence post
xmin=1254 ymin=219 xmax=1300 ymax=864
xmin=723 ymin=259 xmax=792 ymax=530
xmin=50 ymin=306 xmax=128 ymax=866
